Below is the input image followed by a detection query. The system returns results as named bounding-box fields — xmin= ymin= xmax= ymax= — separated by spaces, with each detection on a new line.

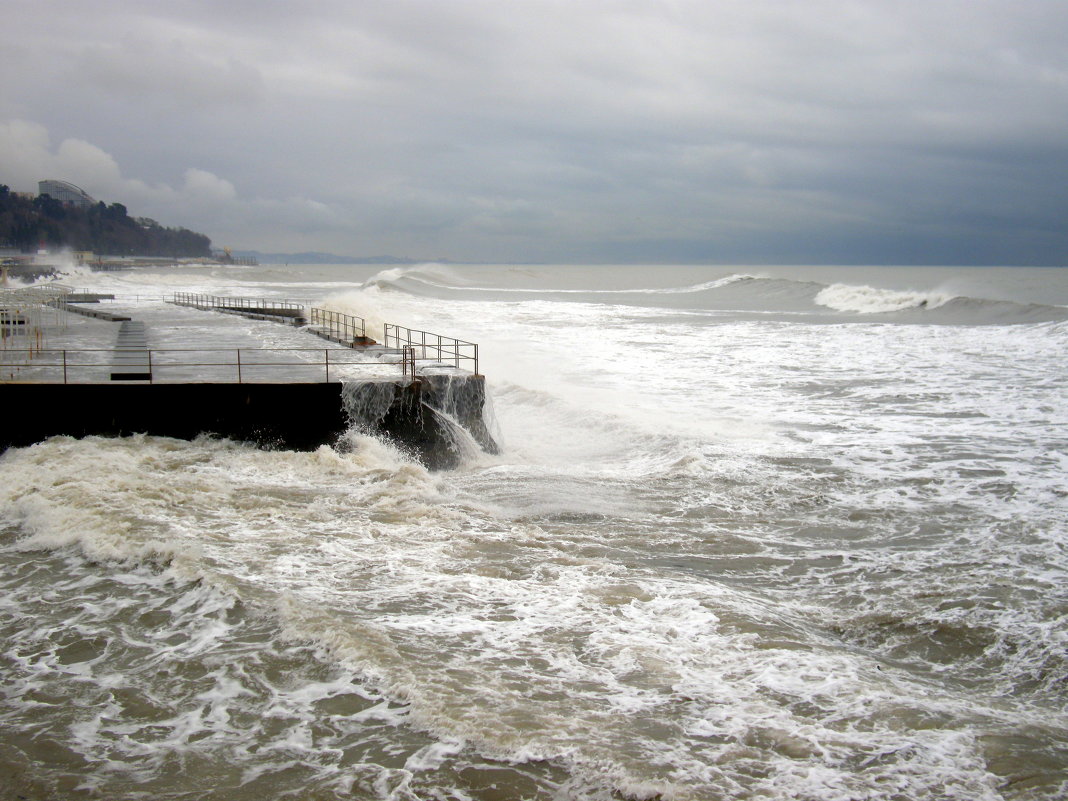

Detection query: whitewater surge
xmin=1 ymin=262 xmax=1066 ymax=800
xmin=815 ymin=282 xmax=955 ymax=313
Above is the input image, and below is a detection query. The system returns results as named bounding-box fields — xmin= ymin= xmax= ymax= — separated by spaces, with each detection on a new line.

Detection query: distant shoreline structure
xmin=0 ymin=254 xmax=249 ymax=282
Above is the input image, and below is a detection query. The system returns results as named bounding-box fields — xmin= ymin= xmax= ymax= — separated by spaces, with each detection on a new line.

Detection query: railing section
xmin=1 ymin=284 xmax=75 ymax=377
xmin=172 ymin=293 xmax=305 ymax=314
xmin=401 ymin=345 xmax=417 ymax=379
xmin=383 ymin=323 xmax=479 ymax=376
xmin=309 ymin=308 xmax=367 ymax=341
xmin=0 ymin=348 xmax=389 ymax=385
xmin=119 ymin=297 xmax=483 ymax=379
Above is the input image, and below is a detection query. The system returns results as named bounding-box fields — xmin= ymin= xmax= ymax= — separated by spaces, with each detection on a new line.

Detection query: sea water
xmin=0 ymin=263 xmax=1066 ymax=800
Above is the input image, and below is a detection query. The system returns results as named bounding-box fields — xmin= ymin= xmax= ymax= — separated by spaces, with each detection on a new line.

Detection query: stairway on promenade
xmin=111 ymin=320 xmax=152 ymax=381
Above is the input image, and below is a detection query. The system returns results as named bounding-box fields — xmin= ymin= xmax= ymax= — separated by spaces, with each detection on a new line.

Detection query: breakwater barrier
xmin=383 ymin=323 xmax=479 ymax=376
xmin=307 ymin=309 xmax=480 ymax=376
xmin=308 ymin=307 xmax=373 ymax=345
xmin=172 ymin=292 xmax=307 ymax=324
xmin=1 ymin=383 xmax=348 ymax=453
xmin=50 ymin=298 xmax=130 ymax=322
xmin=0 ymin=344 xmax=495 ymax=468
xmin=1 ymin=294 xmax=497 ymax=468
xmin=171 ymin=294 xmax=482 ymax=377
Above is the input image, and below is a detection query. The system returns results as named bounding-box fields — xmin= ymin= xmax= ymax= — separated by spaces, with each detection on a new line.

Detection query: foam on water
xmin=2 ymin=263 xmax=1067 ymax=799
xmin=815 ymin=282 xmax=956 ymax=313
xmin=2 ymin=415 xmax=1064 ymax=798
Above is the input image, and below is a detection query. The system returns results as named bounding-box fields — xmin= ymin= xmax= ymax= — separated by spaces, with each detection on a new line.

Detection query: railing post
xmin=148 ymin=349 xmax=153 ymax=384
xmin=236 ymin=349 xmax=242 ymax=383
xmin=62 ymin=350 xmax=68 ymax=384
xmin=324 ymin=349 xmax=330 ymax=382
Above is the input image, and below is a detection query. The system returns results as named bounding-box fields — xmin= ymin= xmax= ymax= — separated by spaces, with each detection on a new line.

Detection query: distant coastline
xmin=242 ymin=250 xmax=461 ymax=265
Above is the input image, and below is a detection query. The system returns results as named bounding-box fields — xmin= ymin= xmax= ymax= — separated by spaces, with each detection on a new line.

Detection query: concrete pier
xmin=345 ymin=374 xmax=497 ymax=468
xmin=0 ymin=294 xmax=497 ymax=468
xmin=0 ymin=378 xmax=493 ymax=468
xmin=0 ymin=383 xmax=349 ymax=452
xmin=51 ymin=300 xmax=131 ymax=322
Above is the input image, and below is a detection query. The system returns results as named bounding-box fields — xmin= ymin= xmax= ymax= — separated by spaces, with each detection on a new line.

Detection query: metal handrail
xmin=401 ymin=345 xmax=416 ymax=379
xmin=62 ymin=293 xmax=169 ymax=303
xmin=172 ymin=293 xmax=305 ymax=313
xmin=383 ymin=323 xmax=479 ymax=376
xmin=0 ymin=347 xmax=396 ymax=385
xmin=309 ymin=307 xmax=367 ymax=341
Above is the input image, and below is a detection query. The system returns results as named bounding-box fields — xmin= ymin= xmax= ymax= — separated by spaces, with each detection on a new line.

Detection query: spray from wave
xmin=815 ymin=283 xmax=955 ymax=314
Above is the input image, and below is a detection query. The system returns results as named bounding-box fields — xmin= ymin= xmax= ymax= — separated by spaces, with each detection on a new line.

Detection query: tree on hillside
xmin=0 ymin=187 xmax=211 ymax=257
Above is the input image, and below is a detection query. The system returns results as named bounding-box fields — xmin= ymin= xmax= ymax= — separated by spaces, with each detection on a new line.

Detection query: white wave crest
xmin=641 ymin=273 xmax=762 ymax=295
xmin=363 ymin=263 xmax=464 ymax=290
xmin=316 ymin=289 xmax=390 ymax=341
xmin=815 ymin=283 xmax=954 ymax=314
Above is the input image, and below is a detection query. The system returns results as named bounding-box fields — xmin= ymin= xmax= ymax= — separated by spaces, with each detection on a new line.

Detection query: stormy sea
xmin=1 ymin=263 xmax=1065 ymax=800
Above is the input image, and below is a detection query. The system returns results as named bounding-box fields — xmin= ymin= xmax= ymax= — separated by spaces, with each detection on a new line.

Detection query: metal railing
xmin=2 ymin=285 xmax=73 ymax=356
xmin=383 ymin=324 xmax=479 ymax=376
xmin=62 ymin=292 xmax=165 ymax=303
xmin=172 ymin=293 xmax=305 ymax=315
xmin=0 ymin=347 xmax=396 ymax=385
xmin=309 ymin=308 xmax=367 ymax=341
xmin=401 ymin=345 xmax=417 ymax=379
xmin=1 ymin=284 xmax=74 ymax=303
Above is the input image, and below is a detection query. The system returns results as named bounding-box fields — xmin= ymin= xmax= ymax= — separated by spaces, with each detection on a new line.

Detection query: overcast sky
xmin=2 ymin=1 xmax=1066 ymax=264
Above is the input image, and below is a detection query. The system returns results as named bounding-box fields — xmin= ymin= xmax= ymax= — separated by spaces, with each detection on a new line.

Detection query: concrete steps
xmin=111 ymin=321 xmax=152 ymax=381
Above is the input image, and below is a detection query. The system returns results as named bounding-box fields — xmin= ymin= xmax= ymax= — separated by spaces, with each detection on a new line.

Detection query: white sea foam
xmin=2 ymin=262 xmax=1067 ymax=799
xmin=815 ymin=282 xmax=955 ymax=313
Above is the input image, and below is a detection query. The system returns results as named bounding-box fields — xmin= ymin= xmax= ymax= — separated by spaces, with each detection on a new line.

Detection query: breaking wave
xmin=816 ymin=283 xmax=955 ymax=313
xmin=362 ymin=265 xmax=1068 ymax=324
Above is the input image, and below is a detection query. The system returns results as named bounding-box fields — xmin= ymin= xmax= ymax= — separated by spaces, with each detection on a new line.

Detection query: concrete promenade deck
xmin=0 ymin=296 xmax=496 ymax=468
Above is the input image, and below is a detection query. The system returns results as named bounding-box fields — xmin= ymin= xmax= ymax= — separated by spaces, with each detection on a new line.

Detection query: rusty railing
xmin=383 ymin=324 xmax=478 ymax=376
xmin=309 ymin=307 xmax=367 ymax=342
xmin=172 ymin=293 xmax=305 ymax=316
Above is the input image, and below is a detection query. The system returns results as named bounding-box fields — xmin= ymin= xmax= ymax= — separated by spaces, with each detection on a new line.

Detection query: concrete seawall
xmin=1 ymin=293 xmax=496 ymax=468
xmin=1 ymin=383 xmax=350 ymax=452
xmin=345 ymin=375 xmax=497 ymax=468
xmin=0 ymin=376 xmax=495 ymax=469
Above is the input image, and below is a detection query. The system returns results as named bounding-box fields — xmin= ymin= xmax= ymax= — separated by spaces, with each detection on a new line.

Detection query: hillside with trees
xmin=0 ymin=185 xmax=212 ymax=257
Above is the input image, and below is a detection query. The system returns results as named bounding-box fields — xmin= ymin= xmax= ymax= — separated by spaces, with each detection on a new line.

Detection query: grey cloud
xmin=2 ymin=0 xmax=1067 ymax=263
xmin=76 ymin=37 xmax=264 ymax=106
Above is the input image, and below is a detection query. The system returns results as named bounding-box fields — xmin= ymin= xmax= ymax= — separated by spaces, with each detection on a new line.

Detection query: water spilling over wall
xmin=341 ymin=375 xmax=497 ymax=469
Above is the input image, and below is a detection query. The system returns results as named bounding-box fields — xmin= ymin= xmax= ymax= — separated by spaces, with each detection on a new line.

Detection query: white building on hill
xmin=38 ymin=179 xmax=95 ymax=209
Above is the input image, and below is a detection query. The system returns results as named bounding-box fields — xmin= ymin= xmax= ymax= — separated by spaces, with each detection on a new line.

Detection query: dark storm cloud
xmin=2 ymin=0 xmax=1067 ymax=264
